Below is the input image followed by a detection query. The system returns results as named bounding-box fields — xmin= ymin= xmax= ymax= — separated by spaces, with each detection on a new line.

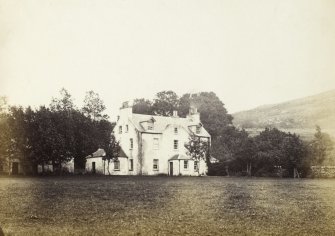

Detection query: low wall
xmin=311 ymin=166 xmax=335 ymax=178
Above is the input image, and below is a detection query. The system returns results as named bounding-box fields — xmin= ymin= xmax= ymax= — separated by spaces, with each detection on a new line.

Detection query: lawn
xmin=1 ymin=176 xmax=335 ymax=235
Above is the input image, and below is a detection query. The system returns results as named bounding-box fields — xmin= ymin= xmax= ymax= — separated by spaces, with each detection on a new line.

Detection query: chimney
xmin=173 ymin=110 xmax=178 ymax=117
xmin=187 ymin=105 xmax=200 ymax=123
xmin=119 ymin=101 xmax=133 ymax=119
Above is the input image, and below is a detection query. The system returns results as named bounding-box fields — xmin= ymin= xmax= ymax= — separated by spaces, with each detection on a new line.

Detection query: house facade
xmin=86 ymin=102 xmax=211 ymax=176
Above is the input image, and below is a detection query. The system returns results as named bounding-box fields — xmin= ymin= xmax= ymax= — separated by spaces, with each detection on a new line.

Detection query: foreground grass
xmin=0 ymin=176 xmax=335 ymax=235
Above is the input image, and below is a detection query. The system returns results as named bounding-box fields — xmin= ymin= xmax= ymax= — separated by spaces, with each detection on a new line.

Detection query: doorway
xmin=92 ymin=162 xmax=96 ymax=174
xmin=12 ymin=162 xmax=19 ymax=175
xmin=169 ymin=162 xmax=173 ymax=176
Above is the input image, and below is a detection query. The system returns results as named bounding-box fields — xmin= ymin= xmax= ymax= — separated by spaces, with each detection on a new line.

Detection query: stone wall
xmin=311 ymin=166 xmax=335 ymax=178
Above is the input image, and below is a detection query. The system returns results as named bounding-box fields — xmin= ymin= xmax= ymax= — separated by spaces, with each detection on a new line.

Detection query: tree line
xmin=0 ymin=89 xmax=334 ymax=176
xmin=0 ymin=89 xmax=116 ymax=174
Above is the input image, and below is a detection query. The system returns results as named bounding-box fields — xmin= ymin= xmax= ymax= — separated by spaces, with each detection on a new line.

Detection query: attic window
xmin=126 ymin=125 xmax=129 ymax=133
xmin=196 ymin=126 xmax=201 ymax=134
xmin=148 ymin=124 xmax=154 ymax=130
xmin=174 ymin=127 xmax=178 ymax=134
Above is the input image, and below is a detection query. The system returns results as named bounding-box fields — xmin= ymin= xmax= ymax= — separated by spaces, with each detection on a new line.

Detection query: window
xmin=148 ymin=123 xmax=154 ymax=130
xmin=130 ymin=138 xmax=133 ymax=149
xmin=153 ymin=138 xmax=159 ymax=150
xmin=174 ymin=127 xmax=178 ymax=134
xmin=153 ymin=159 xmax=159 ymax=170
xmin=194 ymin=161 xmax=198 ymax=171
xmin=126 ymin=125 xmax=129 ymax=132
xmin=184 ymin=160 xmax=188 ymax=170
xmin=119 ymin=126 xmax=122 ymax=134
xmin=129 ymin=159 xmax=133 ymax=171
xmin=196 ymin=126 xmax=201 ymax=134
xmin=173 ymin=140 xmax=178 ymax=150
xmin=114 ymin=160 xmax=120 ymax=170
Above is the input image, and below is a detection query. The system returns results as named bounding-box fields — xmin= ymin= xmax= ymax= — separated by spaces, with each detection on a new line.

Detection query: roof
xmin=87 ymin=148 xmax=128 ymax=159
xmin=130 ymin=113 xmax=210 ymax=137
xmin=169 ymin=154 xmax=193 ymax=161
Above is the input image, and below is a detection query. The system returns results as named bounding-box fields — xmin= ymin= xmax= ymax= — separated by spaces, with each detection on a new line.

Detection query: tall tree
xmin=50 ymin=88 xmax=75 ymax=112
xmin=185 ymin=135 xmax=209 ymax=175
xmin=152 ymin=90 xmax=179 ymax=116
xmin=102 ymin=133 xmax=120 ymax=175
xmin=310 ymin=125 xmax=334 ymax=165
xmin=82 ymin=90 xmax=108 ymax=120
xmin=132 ymin=98 xmax=153 ymax=115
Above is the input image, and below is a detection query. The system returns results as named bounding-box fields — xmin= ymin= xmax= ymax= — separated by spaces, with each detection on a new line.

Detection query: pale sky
xmin=1 ymin=0 xmax=335 ymax=121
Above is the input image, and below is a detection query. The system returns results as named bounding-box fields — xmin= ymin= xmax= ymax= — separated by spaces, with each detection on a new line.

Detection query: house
xmin=0 ymin=157 xmax=24 ymax=175
xmin=86 ymin=102 xmax=211 ymax=176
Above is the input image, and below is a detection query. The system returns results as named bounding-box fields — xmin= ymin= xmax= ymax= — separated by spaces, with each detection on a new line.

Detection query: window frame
xmin=114 ymin=160 xmax=120 ymax=171
xmin=174 ymin=127 xmax=178 ymax=134
xmin=184 ymin=160 xmax=188 ymax=170
xmin=173 ymin=140 xmax=178 ymax=150
xmin=153 ymin=159 xmax=159 ymax=171
xmin=126 ymin=124 xmax=129 ymax=133
xmin=153 ymin=138 xmax=159 ymax=150
xmin=119 ymin=126 xmax=122 ymax=134
xmin=194 ymin=161 xmax=198 ymax=171
xmin=130 ymin=138 xmax=133 ymax=149
xmin=196 ymin=126 xmax=201 ymax=134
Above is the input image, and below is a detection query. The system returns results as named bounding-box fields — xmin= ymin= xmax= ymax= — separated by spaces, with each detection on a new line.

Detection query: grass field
xmin=1 ymin=176 xmax=335 ymax=235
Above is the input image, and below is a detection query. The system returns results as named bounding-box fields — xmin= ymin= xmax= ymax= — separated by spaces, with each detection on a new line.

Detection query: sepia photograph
xmin=0 ymin=0 xmax=335 ymax=235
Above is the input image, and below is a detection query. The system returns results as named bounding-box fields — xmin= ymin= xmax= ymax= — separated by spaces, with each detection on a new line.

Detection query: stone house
xmin=86 ymin=102 xmax=211 ymax=176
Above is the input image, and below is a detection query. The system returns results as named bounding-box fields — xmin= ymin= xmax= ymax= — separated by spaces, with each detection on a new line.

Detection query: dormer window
xmin=148 ymin=124 xmax=154 ymax=130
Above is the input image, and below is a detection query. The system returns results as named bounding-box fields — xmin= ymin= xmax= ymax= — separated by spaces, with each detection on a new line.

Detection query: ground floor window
xmin=129 ymin=159 xmax=133 ymax=171
xmin=194 ymin=161 xmax=198 ymax=171
xmin=114 ymin=160 xmax=120 ymax=170
xmin=153 ymin=159 xmax=159 ymax=170
xmin=184 ymin=160 xmax=188 ymax=170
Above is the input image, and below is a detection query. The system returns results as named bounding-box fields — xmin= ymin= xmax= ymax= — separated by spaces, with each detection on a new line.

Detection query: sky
xmin=1 ymin=0 xmax=335 ymax=121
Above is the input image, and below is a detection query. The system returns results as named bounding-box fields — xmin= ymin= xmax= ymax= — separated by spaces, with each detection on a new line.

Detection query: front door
xmin=12 ymin=162 xmax=19 ymax=175
xmin=92 ymin=162 xmax=96 ymax=174
xmin=169 ymin=162 xmax=173 ymax=176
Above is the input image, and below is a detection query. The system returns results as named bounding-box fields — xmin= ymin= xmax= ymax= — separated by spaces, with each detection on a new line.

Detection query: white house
xmin=86 ymin=102 xmax=211 ymax=176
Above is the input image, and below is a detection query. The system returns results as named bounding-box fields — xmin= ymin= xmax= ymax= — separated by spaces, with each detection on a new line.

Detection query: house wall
xmin=113 ymin=106 xmax=210 ymax=176
xmin=114 ymin=107 xmax=141 ymax=175
xmin=169 ymin=159 xmax=207 ymax=176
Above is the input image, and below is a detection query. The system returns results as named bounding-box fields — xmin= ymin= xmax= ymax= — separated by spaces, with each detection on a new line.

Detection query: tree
xmin=152 ymin=90 xmax=179 ymax=116
xmin=0 ymin=97 xmax=10 ymax=173
xmin=50 ymin=88 xmax=75 ymax=112
xmin=310 ymin=125 xmax=334 ymax=165
xmin=185 ymin=134 xmax=209 ymax=174
xmin=82 ymin=90 xmax=108 ymax=120
xmin=102 ymin=133 xmax=120 ymax=175
xmin=132 ymin=98 xmax=153 ymax=115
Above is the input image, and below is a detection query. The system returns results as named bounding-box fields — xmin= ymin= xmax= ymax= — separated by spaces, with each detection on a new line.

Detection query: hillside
xmin=232 ymin=90 xmax=335 ymax=140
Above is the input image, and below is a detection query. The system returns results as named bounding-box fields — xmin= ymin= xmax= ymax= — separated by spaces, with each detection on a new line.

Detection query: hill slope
xmin=232 ymin=90 xmax=335 ymax=139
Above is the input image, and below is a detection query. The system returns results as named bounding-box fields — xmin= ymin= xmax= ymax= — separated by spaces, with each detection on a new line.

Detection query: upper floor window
xmin=114 ymin=160 xmax=120 ymax=170
xmin=130 ymin=138 xmax=133 ymax=149
xmin=174 ymin=127 xmax=178 ymax=134
xmin=126 ymin=125 xmax=129 ymax=133
xmin=173 ymin=140 xmax=178 ymax=150
xmin=153 ymin=159 xmax=159 ymax=170
xmin=184 ymin=160 xmax=188 ymax=170
xmin=119 ymin=126 xmax=122 ymax=134
xmin=153 ymin=138 xmax=159 ymax=150
xmin=196 ymin=126 xmax=201 ymax=134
